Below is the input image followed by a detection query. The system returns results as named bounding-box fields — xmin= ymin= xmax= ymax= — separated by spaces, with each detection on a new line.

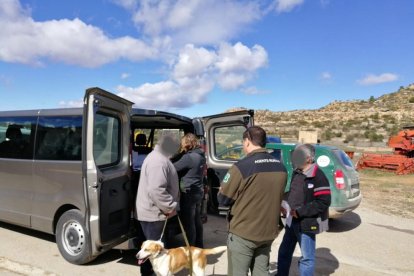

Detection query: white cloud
xmin=172 ymin=44 xmax=216 ymax=79
xmin=126 ymin=0 xmax=261 ymax=46
xmin=218 ymin=73 xmax=248 ymax=91
xmin=111 ymin=0 xmax=137 ymax=10
xmin=274 ymin=0 xmax=304 ymax=13
xmin=117 ymin=79 xmax=213 ymax=110
xmin=216 ymin=43 xmax=267 ymax=74
xmin=0 ymin=0 xmax=156 ymax=67
xmin=357 ymin=73 xmax=399 ymax=86
xmin=242 ymin=86 xmax=268 ymax=95
xmin=216 ymin=42 xmax=268 ymax=90
xmin=320 ymin=71 xmax=332 ymax=80
xmin=117 ymin=42 xmax=268 ymax=109
xmin=1 ymin=1 xmax=270 ymax=110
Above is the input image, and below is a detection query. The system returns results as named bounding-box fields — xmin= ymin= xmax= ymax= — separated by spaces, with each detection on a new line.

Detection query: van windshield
xmin=332 ymin=149 xmax=354 ymax=169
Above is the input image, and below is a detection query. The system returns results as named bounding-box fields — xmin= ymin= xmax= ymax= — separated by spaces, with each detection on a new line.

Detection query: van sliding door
xmin=83 ymin=87 xmax=132 ymax=247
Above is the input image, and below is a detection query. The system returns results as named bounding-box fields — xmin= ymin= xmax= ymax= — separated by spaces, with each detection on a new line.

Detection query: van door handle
xmin=110 ymin=189 xmax=118 ymax=196
xmin=91 ymin=177 xmax=103 ymax=188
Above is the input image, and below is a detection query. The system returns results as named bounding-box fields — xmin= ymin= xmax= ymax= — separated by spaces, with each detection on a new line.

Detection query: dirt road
xmin=1 ymin=200 xmax=414 ymax=275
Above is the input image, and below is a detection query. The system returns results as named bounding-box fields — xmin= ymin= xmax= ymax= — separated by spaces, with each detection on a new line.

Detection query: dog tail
xmin=202 ymin=246 xmax=227 ymax=255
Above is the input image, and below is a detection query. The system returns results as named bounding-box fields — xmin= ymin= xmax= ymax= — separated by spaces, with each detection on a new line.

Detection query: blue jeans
xmin=179 ymin=188 xmax=204 ymax=247
xmin=277 ymin=219 xmax=316 ymax=276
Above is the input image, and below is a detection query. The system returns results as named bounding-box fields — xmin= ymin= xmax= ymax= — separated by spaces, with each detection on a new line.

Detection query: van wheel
xmin=56 ymin=210 xmax=94 ymax=264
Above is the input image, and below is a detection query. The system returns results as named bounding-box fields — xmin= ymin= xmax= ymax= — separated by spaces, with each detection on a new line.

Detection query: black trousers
xmin=179 ymin=189 xmax=204 ymax=248
xmin=137 ymin=220 xmax=166 ymax=276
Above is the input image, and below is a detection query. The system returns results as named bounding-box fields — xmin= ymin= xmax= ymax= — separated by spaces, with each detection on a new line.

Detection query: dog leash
xmin=159 ymin=216 xmax=193 ymax=275
xmin=159 ymin=217 xmax=169 ymax=242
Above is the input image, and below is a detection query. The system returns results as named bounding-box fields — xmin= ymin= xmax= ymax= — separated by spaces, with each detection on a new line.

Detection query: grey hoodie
xmin=136 ymin=144 xmax=179 ymax=221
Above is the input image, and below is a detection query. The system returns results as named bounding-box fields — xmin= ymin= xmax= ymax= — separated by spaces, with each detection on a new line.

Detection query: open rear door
xmin=83 ymin=87 xmax=133 ymax=251
xmin=196 ymin=109 xmax=254 ymax=212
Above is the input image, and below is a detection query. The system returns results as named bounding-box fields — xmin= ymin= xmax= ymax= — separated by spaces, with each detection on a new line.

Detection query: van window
xmin=268 ymin=149 xmax=282 ymax=162
xmin=332 ymin=149 xmax=354 ymax=169
xmin=94 ymin=113 xmax=120 ymax=167
xmin=0 ymin=117 xmax=36 ymax=159
xmin=35 ymin=116 xmax=82 ymax=160
xmin=214 ymin=125 xmax=245 ymax=161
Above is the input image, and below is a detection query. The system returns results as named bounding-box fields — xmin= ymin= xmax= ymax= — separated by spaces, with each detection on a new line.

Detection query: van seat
xmin=0 ymin=125 xmax=24 ymax=158
xmin=36 ymin=129 xmax=65 ymax=159
xmin=132 ymin=134 xmax=151 ymax=172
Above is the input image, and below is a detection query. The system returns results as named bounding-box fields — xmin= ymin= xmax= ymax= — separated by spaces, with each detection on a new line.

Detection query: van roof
xmin=131 ymin=108 xmax=191 ymax=120
xmin=0 ymin=107 xmax=192 ymax=121
xmin=130 ymin=108 xmax=193 ymax=128
xmin=0 ymin=108 xmax=83 ymax=117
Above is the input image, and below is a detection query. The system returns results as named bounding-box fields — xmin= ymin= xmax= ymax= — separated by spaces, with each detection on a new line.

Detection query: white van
xmin=0 ymin=87 xmax=254 ymax=264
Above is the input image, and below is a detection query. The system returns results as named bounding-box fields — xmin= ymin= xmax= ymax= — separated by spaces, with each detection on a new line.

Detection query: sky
xmin=0 ymin=0 xmax=413 ymax=117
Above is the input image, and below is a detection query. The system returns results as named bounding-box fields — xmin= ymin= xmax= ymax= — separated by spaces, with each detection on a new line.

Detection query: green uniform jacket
xmin=218 ymin=148 xmax=287 ymax=242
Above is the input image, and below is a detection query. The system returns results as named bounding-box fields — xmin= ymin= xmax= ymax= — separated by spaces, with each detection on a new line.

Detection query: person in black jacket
xmin=277 ymin=144 xmax=331 ymax=276
xmin=173 ymin=133 xmax=206 ymax=248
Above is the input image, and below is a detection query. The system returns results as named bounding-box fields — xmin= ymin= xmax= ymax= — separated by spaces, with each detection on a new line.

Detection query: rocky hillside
xmin=240 ymin=84 xmax=414 ymax=147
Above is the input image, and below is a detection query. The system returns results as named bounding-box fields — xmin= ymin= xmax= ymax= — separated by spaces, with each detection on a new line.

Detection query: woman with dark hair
xmin=173 ymin=133 xmax=206 ymax=248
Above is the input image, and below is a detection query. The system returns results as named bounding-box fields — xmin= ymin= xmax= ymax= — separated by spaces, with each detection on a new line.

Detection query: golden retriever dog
xmin=136 ymin=240 xmax=227 ymax=276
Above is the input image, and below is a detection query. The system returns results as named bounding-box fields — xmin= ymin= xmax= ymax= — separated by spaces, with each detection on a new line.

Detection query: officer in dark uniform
xmin=218 ymin=126 xmax=287 ymax=276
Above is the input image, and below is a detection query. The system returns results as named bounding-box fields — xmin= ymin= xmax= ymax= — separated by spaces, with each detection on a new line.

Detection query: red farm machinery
xmin=356 ymin=127 xmax=414 ymax=175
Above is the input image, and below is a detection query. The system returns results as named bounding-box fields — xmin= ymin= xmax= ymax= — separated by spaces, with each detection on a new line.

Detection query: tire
xmin=56 ymin=209 xmax=94 ymax=264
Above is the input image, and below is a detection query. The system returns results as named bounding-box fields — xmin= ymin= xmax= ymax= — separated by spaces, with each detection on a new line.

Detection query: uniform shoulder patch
xmin=223 ymin=173 xmax=231 ymax=184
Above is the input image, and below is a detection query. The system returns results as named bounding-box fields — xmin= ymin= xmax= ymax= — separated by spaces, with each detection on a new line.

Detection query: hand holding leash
xmin=165 ymin=209 xmax=177 ymax=218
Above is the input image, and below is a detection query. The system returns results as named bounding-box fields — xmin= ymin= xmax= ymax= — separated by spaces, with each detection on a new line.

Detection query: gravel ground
xmin=1 ymin=199 xmax=414 ymax=275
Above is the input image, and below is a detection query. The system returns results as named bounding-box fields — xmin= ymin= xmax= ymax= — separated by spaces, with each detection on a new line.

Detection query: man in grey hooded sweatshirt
xmin=136 ymin=131 xmax=180 ymax=276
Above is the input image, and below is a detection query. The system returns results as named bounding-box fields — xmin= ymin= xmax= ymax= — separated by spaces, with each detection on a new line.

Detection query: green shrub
xmin=370 ymin=113 xmax=380 ymax=120
xmin=344 ymin=134 xmax=356 ymax=143
xmin=312 ymin=121 xmax=325 ymax=128
xmin=364 ymin=129 xmax=384 ymax=142
xmin=323 ymin=129 xmax=333 ymax=141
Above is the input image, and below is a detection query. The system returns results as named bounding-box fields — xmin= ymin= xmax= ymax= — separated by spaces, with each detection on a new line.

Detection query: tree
xmin=369 ymin=96 xmax=375 ymax=103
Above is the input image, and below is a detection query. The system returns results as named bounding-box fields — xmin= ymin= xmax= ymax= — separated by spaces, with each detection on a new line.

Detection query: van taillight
xmin=334 ymin=169 xmax=345 ymax=190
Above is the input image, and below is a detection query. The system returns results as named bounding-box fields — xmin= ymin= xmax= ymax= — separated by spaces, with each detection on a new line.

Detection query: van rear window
xmin=332 ymin=149 xmax=354 ymax=169
xmin=268 ymin=149 xmax=282 ymax=162
xmin=214 ymin=125 xmax=246 ymax=161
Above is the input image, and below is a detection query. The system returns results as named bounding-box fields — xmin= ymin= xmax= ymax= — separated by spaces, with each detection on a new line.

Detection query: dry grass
xmin=359 ymin=169 xmax=414 ymax=219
